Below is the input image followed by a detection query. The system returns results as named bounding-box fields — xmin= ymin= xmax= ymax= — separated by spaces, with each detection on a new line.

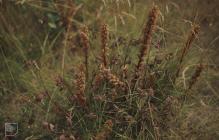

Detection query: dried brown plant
xmin=55 ymin=0 xmax=77 ymax=30
xmin=92 ymin=71 xmax=105 ymax=90
xmin=80 ymin=27 xmax=90 ymax=79
xmin=176 ymin=25 xmax=200 ymax=77
xmin=55 ymin=75 xmax=65 ymax=90
xmin=93 ymin=64 xmax=125 ymax=89
xmin=75 ymin=65 xmax=86 ymax=107
xmin=101 ymin=24 xmax=109 ymax=67
xmin=94 ymin=119 xmax=113 ymax=140
xmin=132 ymin=5 xmax=159 ymax=85
xmin=188 ymin=63 xmax=204 ymax=90
xmin=136 ymin=5 xmax=159 ymax=73
xmin=100 ymin=65 xmax=126 ymax=89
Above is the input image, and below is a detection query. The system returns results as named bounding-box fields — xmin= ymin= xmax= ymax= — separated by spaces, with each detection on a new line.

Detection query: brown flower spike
xmin=176 ymin=25 xmax=200 ymax=77
xmin=136 ymin=5 xmax=159 ymax=72
xmin=80 ymin=27 xmax=90 ymax=79
xmin=132 ymin=5 xmax=159 ymax=86
xmin=188 ymin=63 xmax=203 ymax=90
xmin=101 ymin=23 xmax=108 ymax=67
xmin=94 ymin=119 xmax=113 ymax=140
xmin=75 ymin=65 xmax=86 ymax=107
xmin=93 ymin=64 xmax=125 ymax=89
xmin=100 ymin=65 xmax=126 ymax=89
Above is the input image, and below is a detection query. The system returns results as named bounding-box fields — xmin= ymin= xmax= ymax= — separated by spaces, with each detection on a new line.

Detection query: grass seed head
xmin=136 ymin=5 xmax=159 ymax=72
xmin=179 ymin=24 xmax=200 ymax=64
xmin=188 ymin=63 xmax=204 ymax=90
xmin=75 ymin=65 xmax=86 ymax=107
xmin=93 ymin=72 xmax=105 ymax=90
xmin=55 ymin=75 xmax=65 ymax=91
xmin=101 ymin=23 xmax=109 ymax=67
xmin=80 ymin=27 xmax=90 ymax=79
xmin=94 ymin=119 xmax=113 ymax=140
xmin=176 ymin=24 xmax=200 ymax=77
xmin=132 ymin=5 xmax=159 ymax=86
xmin=100 ymin=64 xmax=126 ymax=89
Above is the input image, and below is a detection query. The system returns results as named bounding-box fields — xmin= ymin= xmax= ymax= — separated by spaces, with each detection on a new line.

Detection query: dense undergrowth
xmin=0 ymin=0 xmax=219 ymax=140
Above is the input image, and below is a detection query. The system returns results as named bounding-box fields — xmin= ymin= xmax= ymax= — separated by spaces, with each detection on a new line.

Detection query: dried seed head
xmin=188 ymin=63 xmax=204 ymax=90
xmin=55 ymin=75 xmax=65 ymax=90
xmin=94 ymin=119 xmax=113 ymax=140
xmin=42 ymin=121 xmax=55 ymax=132
xmin=110 ymin=88 xmax=118 ymax=101
xmin=122 ymin=64 xmax=128 ymax=79
xmin=75 ymin=65 xmax=86 ymax=107
xmin=133 ymin=6 xmax=159 ymax=85
xmin=93 ymin=64 xmax=126 ymax=90
xmin=66 ymin=2 xmax=75 ymax=28
xmin=176 ymin=24 xmax=200 ymax=77
xmin=93 ymin=72 xmax=105 ymax=90
xmin=104 ymin=119 xmax=113 ymax=131
xmin=101 ymin=23 xmax=108 ymax=67
xmin=180 ymin=25 xmax=200 ymax=64
xmin=35 ymin=92 xmax=47 ymax=103
xmin=80 ymin=31 xmax=89 ymax=51
xmin=100 ymin=65 xmax=126 ymax=89
xmin=80 ymin=27 xmax=90 ymax=78
xmin=66 ymin=110 xmax=73 ymax=126
xmin=136 ymin=5 xmax=159 ymax=71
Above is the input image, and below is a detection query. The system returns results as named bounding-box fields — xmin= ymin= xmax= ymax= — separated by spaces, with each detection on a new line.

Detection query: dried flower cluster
xmin=75 ymin=65 xmax=86 ymax=107
xmin=94 ymin=119 xmax=113 ymax=140
xmin=93 ymin=64 xmax=125 ymax=90
xmin=100 ymin=64 xmax=126 ymax=89
xmin=188 ymin=64 xmax=204 ymax=90
xmin=80 ymin=27 xmax=90 ymax=79
xmin=92 ymin=71 xmax=105 ymax=90
xmin=101 ymin=24 xmax=109 ymax=67
xmin=55 ymin=75 xmax=65 ymax=90
xmin=55 ymin=0 xmax=76 ymax=29
xmin=42 ymin=121 xmax=55 ymax=132
xmin=133 ymin=5 xmax=159 ymax=85
xmin=179 ymin=25 xmax=200 ymax=64
xmin=176 ymin=25 xmax=200 ymax=77
xmin=136 ymin=5 xmax=159 ymax=74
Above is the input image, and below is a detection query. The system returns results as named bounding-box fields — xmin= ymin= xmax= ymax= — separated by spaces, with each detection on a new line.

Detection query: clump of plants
xmin=1 ymin=1 xmax=205 ymax=140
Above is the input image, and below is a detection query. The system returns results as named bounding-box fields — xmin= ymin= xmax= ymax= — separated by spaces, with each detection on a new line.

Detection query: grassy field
xmin=0 ymin=0 xmax=219 ymax=140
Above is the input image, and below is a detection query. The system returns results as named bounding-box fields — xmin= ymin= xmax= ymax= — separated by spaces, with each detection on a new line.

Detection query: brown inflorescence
xmin=136 ymin=5 xmax=159 ymax=74
xmin=93 ymin=64 xmax=126 ymax=90
xmin=80 ymin=27 xmax=90 ymax=79
xmin=101 ymin=23 xmax=109 ymax=67
xmin=75 ymin=65 xmax=86 ymax=107
xmin=188 ymin=63 xmax=204 ymax=90
xmin=100 ymin=64 xmax=126 ymax=89
xmin=132 ymin=5 xmax=159 ymax=86
xmin=94 ymin=119 xmax=113 ymax=140
xmin=176 ymin=25 xmax=200 ymax=77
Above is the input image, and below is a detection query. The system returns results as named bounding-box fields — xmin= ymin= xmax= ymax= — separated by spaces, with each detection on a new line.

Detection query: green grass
xmin=0 ymin=0 xmax=219 ymax=140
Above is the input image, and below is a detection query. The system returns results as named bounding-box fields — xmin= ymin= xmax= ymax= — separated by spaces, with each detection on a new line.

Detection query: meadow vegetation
xmin=0 ymin=0 xmax=219 ymax=139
